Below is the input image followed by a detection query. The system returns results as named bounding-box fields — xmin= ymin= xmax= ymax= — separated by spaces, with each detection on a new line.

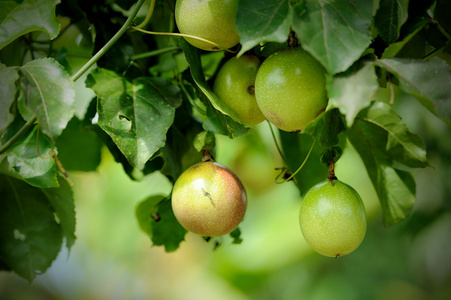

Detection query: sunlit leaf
xmin=20 ymin=58 xmax=76 ymax=140
xmin=376 ymin=58 xmax=451 ymax=125
xmin=236 ymin=0 xmax=292 ymax=56
xmin=0 ymin=0 xmax=61 ymax=49
xmin=374 ymin=0 xmax=409 ymax=44
xmin=0 ymin=175 xmax=63 ymax=282
xmin=87 ymin=68 xmax=181 ymax=170
xmin=292 ymin=0 xmax=373 ymax=75
xmin=327 ymin=63 xmax=379 ymax=127
xmin=5 ymin=126 xmax=58 ymax=188
xmin=357 ymin=102 xmax=428 ymax=168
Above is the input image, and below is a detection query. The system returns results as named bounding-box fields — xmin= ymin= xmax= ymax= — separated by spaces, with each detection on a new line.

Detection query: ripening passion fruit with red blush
xmin=171 ymin=161 xmax=247 ymax=237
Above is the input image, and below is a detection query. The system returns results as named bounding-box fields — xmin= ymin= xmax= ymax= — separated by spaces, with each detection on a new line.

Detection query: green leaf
xmin=381 ymin=19 xmax=428 ymax=58
xmin=87 ymin=68 xmax=181 ymax=170
xmin=278 ymin=131 xmax=328 ymax=196
xmin=327 ymin=63 xmax=379 ymax=127
xmin=0 ymin=65 xmax=19 ymax=134
xmin=55 ymin=117 xmax=102 ymax=172
xmin=374 ymin=0 xmax=409 ymax=44
xmin=41 ymin=175 xmax=76 ymax=249
xmin=292 ymin=0 xmax=373 ymax=75
xmin=150 ymin=199 xmax=187 ymax=252
xmin=5 ymin=126 xmax=58 ymax=188
xmin=0 ymin=0 xmax=61 ymax=50
xmin=375 ymin=58 xmax=451 ymax=126
xmin=236 ymin=0 xmax=292 ymax=56
xmin=356 ymin=102 xmax=428 ymax=168
xmin=193 ymin=131 xmax=216 ymax=154
xmin=179 ymin=38 xmax=247 ymax=125
xmin=203 ymin=99 xmax=249 ymax=139
xmin=20 ymin=58 xmax=76 ymax=140
xmin=135 ymin=195 xmax=166 ymax=237
xmin=229 ymin=227 xmax=243 ymax=244
xmin=303 ymin=108 xmax=345 ymax=149
xmin=0 ymin=175 xmax=63 ymax=282
xmin=347 ymin=102 xmax=422 ymax=226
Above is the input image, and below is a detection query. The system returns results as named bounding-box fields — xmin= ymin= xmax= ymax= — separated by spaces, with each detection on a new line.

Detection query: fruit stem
xmin=202 ymin=149 xmax=215 ymax=162
xmin=288 ymin=31 xmax=299 ymax=47
xmin=328 ymin=160 xmax=338 ymax=185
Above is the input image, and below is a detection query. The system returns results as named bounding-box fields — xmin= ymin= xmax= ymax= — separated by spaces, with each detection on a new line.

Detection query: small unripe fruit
xmin=255 ymin=47 xmax=327 ymax=132
xmin=175 ymin=0 xmax=240 ymax=51
xmin=213 ymin=55 xmax=265 ymax=125
xmin=171 ymin=162 xmax=247 ymax=237
xmin=299 ymin=180 xmax=366 ymax=257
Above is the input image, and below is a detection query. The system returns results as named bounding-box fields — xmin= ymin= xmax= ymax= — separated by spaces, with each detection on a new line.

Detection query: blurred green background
xmin=1 ymin=94 xmax=451 ymax=299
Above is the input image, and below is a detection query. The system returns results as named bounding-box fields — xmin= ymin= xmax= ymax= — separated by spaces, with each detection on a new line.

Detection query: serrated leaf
xmin=5 ymin=126 xmax=58 ymax=188
xmin=135 ymin=195 xmax=166 ymax=236
xmin=179 ymin=38 xmax=248 ymax=126
xmin=0 ymin=175 xmax=63 ymax=282
xmin=374 ymin=0 xmax=409 ymax=44
xmin=0 ymin=65 xmax=19 ymax=134
xmin=203 ymin=99 xmax=249 ymax=139
xmin=292 ymin=0 xmax=373 ymax=75
xmin=376 ymin=58 xmax=451 ymax=125
xmin=347 ymin=102 xmax=422 ymax=226
xmin=41 ymin=175 xmax=76 ymax=249
xmin=328 ymin=63 xmax=379 ymax=127
xmin=20 ymin=58 xmax=76 ymax=140
xmin=0 ymin=0 xmax=61 ymax=50
xmin=236 ymin=0 xmax=292 ymax=56
xmin=87 ymin=68 xmax=181 ymax=170
xmin=303 ymin=108 xmax=345 ymax=149
xmin=150 ymin=199 xmax=187 ymax=252
xmin=357 ymin=102 xmax=428 ymax=168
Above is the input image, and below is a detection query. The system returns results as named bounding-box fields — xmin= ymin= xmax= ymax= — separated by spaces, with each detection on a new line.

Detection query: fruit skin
xmin=255 ymin=47 xmax=327 ymax=132
xmin=299 ymin=180 xmax=366 ymax=257
xmin=175 ymin=0 xmax=240 ymax=51
xmin=171 ymin=161 xmax=247 ymax=237
xmin=213 ymin=55 xmax=266 ymax=125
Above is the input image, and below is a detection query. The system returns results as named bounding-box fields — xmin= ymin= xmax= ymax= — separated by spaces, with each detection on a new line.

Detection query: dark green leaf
xmin=303 ymin=108 xmax=345 ymax=149
xmin=279 ymin=130 xmax=328 ymax=196
xmin=356 ymin=101 xmax=428 ymax=168
xmin=55 ymin=117 xmax=102 ymax=172
xmin=41 ymin=175 xmax=76 ymax=249
xmin=203 ymin=99 xmax=249 ymax=139
xmin=327 ymin=63 xmax=379 ymax=127
xmin=229 ymin=227 xmax=243 ymax=244
xmin=20 ymin=58 xmax=76 ymax=140
xmin=150 ymin=199 xmax=187 ymax=252
xmin=381 ymin=19 xmax=428 ymax=58
xmin=4 ymin=126 xmax=58 ymax=188
xmin=292 ymin=0 xmax=373 ymax=75
xmin=0 ymin=0 xmax=61 ymax=49
xmin=135 ymin=195 xmax=167 ymax=237
xmin=0 ymin=175 xmax=63 ymax=282
xmin=236 ymin=0 xmax=291 ymax=56
xmin=375 ymin=58 xmax=451 ymax=125
xmin=179 ymin=38 xmax=247 ymax=125
xmin=0 ymin=65 xmax=19 ymax=134
xmin=374 ymin=0 xmax=409 ymax=44
xmin=87 ymin=68 xmax=181 ymax=170
xmin=347 ymin=102 xmax=421 ymax=226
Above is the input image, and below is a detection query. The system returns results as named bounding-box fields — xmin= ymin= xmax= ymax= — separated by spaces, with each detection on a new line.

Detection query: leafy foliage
xmin=0 ymin=0 xmax=450 ymax=282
